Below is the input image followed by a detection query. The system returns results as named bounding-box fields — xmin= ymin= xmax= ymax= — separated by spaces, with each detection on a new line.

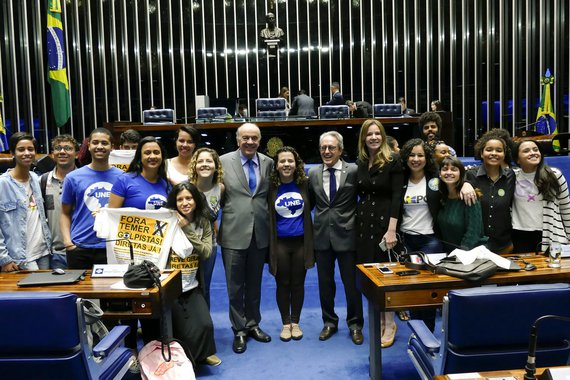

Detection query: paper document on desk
xmin=449 ymin=245 xmax=514 ymax=270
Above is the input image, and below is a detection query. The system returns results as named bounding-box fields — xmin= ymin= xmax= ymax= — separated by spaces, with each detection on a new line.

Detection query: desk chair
xmin=256 ymin=98 xmax=287 ymax=119
xmin=407 ymin=283 xmax=570 ymax=380
xmin=373 ymin=103 xmax=402 ymax=116
xmin=196 ymin=107 xmax=229 ymax=120
xmin=0 ymin=292 xmax=135 ymax=380
xmin=142 ymin=108 xmax=176 ymax=124
xmin=319 ymin=105 xmax=349 ymax=119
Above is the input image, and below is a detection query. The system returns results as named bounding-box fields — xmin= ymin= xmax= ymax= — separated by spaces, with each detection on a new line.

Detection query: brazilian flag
xmin=536 ymin=69 xmax=558 ymax=150
xmin=47 ymin=0 xmax=70 ymax=128
xmin=0 ymin=95 xmax=7 ymax=152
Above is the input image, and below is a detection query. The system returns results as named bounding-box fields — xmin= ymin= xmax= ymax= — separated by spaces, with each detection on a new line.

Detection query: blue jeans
xmin=22 ymin=255 xmax=50 ymax=270
xmin=402 ymin=232 xmax=443 ymax=254
xmin=50 ymin=253 xmax=68 ymax=270
xmin=402 ymin=232 xmax=442 ymax=332
xmin=201 ymin=245 xmax=218 ymax=309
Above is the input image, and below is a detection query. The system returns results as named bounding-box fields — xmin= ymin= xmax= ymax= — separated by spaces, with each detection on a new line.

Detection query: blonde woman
xmin=356 ymin=119 xmax=403 ymax=348
xmin=188 ymin=147 xmax=224 ymax=308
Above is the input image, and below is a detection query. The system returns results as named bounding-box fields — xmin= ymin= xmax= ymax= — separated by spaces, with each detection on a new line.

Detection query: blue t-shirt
xmin=61 ymin=166 xmax=123 ymax=248
xmin=111 ymin=172 xmax=168 ymax=210
xmin=275 ymin=181 xmax=304 ymax=238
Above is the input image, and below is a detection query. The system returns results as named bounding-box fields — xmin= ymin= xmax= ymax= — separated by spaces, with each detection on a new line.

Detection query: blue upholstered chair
xmin=196 ymin=107 xmax=229 ymax=120
xmin=373 ymin=103 xmax=402 ymax=116
xmin=142 ymin=108 xmax=176 ymax=124
xmin=256 ymin=98 xmax=287 ymax=119
xmin=0 ymin=292 xmax=134 ymax=380
xmin=319 ymin=105 xmax=349 ymax=119
xmin=407 ymin=283 xmax=570 ymax=380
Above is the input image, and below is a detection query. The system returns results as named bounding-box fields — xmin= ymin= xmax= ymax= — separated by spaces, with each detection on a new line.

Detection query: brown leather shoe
xmin=319 ymin=326 xmax=338 ymax=341
xmin=350 ymin=329 xmax=364 ymax=345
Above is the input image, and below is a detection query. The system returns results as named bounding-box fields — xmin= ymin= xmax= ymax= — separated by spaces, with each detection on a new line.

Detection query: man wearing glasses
xmin=40 ymin=134 xmax=79 ymax=269
xmin=219 ymin=123 xmax=274 ymax=354
xmin=308 ymin=131 xmax=364 ymax=345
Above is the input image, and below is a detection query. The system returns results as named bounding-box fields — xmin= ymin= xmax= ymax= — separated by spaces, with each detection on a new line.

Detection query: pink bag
xmin=138 ymin=340 xmax=195 ymax=380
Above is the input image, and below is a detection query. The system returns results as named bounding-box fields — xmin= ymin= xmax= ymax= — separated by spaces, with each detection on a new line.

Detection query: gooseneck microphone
xmin=524 ymin=314 xmax=570 ymax=380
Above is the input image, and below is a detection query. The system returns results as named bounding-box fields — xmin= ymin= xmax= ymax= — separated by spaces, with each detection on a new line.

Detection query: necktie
xmin=328 ymin=167 xmax=336 ymax=203
xmin=248 ymin=159 xmax=257 ymax=193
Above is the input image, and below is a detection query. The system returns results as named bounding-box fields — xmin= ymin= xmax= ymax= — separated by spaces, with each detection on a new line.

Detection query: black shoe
xmin=319 ymin=326 xmax=338 ymax=341
xmin=350 ymin=329 xmax=364 ymax=345
xmin=249 ymin=327 xmax=272 ymax=343
xmin=232 ymin=335 xmax=247 ymax=354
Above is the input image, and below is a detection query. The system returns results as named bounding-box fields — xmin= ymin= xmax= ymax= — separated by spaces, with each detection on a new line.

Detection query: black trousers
xmin=315 ymin=248 xmax=363 ymax=330
xmin=221 ymin=236 xmax=267 ymax=335
xmin=66 ymin=247 xmax=107 ymax=269
xmin=274 ymin=236 xmax=307 ymax=325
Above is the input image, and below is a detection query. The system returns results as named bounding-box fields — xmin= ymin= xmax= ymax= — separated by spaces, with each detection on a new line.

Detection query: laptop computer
xmin=17 ymin=270 xmax=86 ymax=287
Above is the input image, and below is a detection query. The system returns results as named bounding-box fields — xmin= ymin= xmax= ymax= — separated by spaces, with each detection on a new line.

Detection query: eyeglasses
xmin=53 ymin=145 xmax=75 ymax=152
xmin=240 ymin=136 xmax=259 ymax=142
xmin=319 ymin=145 xmax=338 ymax=152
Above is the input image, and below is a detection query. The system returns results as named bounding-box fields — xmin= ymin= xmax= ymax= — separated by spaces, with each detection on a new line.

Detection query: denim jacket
xmin=0 ymin=171 xmax=52 ymax=267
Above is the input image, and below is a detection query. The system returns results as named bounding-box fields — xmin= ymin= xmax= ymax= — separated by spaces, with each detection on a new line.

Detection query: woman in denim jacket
xmin=0 ymin=132 xmax=51 ymax=272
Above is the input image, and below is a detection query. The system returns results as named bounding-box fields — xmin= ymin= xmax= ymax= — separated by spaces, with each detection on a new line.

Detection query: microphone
xmin=524 ymin=314 xmax=570 ymax=380
xmin=535 ymin=240 xmax=551 ymax=256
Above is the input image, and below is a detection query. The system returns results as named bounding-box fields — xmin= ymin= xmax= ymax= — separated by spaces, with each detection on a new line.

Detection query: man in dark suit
xmin=219 ymin=123 xmax=274 ymax=354
xmin=399 ymin=96 xmax=415 ymax=114
xmin=308 ymin=131 xmax=364 ymax=345
xmin=326 ymin=82 xmax=345 ymax=105
xmin=289 ymin=89 xmax=316 ymax=117
xmin=346 ymin=100 xmax=373 ymax=118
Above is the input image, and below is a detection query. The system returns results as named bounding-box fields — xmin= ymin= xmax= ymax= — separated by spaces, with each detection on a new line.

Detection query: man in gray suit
xmin=308 ymin=131 xmax=364 ymax=345
xmin=219 ymin=123 xmax=274 ymax=354
xmin=289 ymin=89 xmax=316 ymax=117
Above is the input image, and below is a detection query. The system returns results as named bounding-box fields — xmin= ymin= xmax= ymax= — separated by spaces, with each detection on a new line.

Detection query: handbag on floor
xmin=139 ymin=339 xmax=195 ymax=380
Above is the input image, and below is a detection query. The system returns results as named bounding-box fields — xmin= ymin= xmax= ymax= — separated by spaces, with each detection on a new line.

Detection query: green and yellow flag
xmin=47 ymin=0 xmax=70 ymax=128
xmin=0 ymin=95 xmax=7 ymax=152
xmin=536 ymin=69 xmax=558 ymax=150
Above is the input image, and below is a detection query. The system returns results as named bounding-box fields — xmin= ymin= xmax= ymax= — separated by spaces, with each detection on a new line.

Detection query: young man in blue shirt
xmin=61 ymin=127 xmax=122 ymax=269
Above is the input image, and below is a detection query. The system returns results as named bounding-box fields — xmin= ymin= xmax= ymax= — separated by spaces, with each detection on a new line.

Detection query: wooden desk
xmin=105 ymin=116 xmax=419 ymax=133
xmin=356 ymin=256 xmax=570 ymax=380
xmin=0 ymin=269 xmax=182 ymax=320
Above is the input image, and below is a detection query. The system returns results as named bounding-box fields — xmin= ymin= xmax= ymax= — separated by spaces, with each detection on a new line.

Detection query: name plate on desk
xmin=92 ymin=264 xmax=129 ymax=278
xmin=561 ymin=244 xmax=570 ymax=258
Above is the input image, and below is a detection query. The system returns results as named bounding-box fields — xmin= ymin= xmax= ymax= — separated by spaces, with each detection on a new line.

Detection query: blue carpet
xmin=195 ymin=248 xmax=422 ymax=380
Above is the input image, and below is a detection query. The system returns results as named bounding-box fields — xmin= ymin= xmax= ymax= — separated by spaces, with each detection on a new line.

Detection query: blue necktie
xmin=328 ymin=167 xmax=336 ymax=203
xmin=248 ymin=159 xmax=257 ymax=193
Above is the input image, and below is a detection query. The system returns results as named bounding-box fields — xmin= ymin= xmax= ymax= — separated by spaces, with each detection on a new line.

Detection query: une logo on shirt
xmin=275 ymin=192 xmax=304 ymax=218
xmin=84 ymin=182 xmax=113 ymax=211
xmin=146 ymin=194 xmax=167 ymax=210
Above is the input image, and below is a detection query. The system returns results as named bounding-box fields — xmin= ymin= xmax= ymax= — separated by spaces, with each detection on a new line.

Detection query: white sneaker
xmin=291 ymin=323 xmax=303 ymax=340
xmin=280 ymin=324 xmax=292 ymax=342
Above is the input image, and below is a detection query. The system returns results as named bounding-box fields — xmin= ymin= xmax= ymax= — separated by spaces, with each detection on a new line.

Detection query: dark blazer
xmin=268 ymin=179 xmax=315 ymax=275
xmin=308 ymin=160 xmax=358 ymax=252
xmin=355 ymin=154 xmax=404 ymax=263
xmin=289 ymin=94 xmax=316 ymax=116
xmin=218 ymin=150 xmax=274 ymax=250
xmin=326 ymin=91 xmax=345 ymax=106
xmin=352 ymin=101 xmax=373 ymax=118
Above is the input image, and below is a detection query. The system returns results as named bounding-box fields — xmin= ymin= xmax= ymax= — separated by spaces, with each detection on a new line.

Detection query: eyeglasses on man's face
xmin=53 ymin=145 xmax=75 ymax=152
xmin=319 ymin=145 xmax=338 ymax=152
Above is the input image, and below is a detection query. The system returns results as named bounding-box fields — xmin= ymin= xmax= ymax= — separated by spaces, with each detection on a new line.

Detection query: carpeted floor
xmin=194 ymin=248 xmax=423 ymax=380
